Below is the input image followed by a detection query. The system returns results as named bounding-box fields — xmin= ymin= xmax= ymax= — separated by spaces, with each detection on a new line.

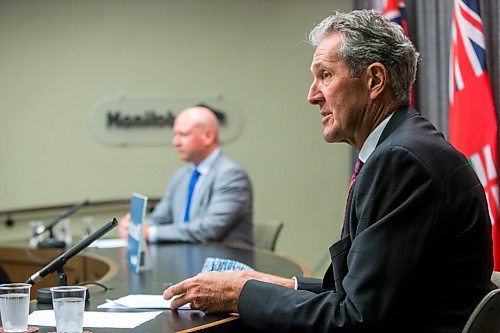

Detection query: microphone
xmin=32 ymin=199 xmax=89 ymax=239
xmin=26 ymin=218 xmax=118 ymax=285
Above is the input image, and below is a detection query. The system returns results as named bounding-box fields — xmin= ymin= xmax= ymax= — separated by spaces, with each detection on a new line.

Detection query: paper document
xmin=28 ymin=310 xmax=161 ymax=329
xmin=97 ymin=294 xmax=190 ymax=310
xmin=88 ymin=238 xmax=127 ymax=248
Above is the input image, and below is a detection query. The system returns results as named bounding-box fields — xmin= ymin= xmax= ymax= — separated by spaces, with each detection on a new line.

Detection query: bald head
xmin=172 ymin=106 xmax=220 ymax=165
xmin=177 ymin=107 xmax=219 ymax=135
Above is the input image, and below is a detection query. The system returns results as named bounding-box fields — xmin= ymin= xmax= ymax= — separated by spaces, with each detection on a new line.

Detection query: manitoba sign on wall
xmin=89 ymin=94 xmax=244 ymax=146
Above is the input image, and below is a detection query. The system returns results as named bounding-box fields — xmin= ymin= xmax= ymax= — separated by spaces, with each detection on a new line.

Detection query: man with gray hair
xmin=164 ymin=10 xmax=494 ymax=332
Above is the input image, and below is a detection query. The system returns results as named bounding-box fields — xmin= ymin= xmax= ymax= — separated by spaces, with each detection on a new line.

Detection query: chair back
xmin=491 ymin=271 xmax=500 ymax=288
xmin=253 ymin=220 xmax=284 ymax=252
xmin=0 ymin=265 xmax=9 ymax=284
xmin=461 ymin=288 xmax=500 ymax=333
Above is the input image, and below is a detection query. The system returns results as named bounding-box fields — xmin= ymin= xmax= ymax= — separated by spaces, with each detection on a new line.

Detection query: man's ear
xmin=366 ymin=62 xmax=389 ymax=99
xmin=204 ymin=129 xmax=216 ymax=146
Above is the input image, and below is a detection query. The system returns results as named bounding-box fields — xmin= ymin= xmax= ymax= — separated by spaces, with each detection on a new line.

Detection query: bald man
xmin=119 ymin=106 xmax=253 ymax=247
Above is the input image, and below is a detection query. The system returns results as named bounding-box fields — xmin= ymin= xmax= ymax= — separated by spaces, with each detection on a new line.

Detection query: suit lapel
xmin=190 ymin=154 xmax=222 ymax=218
xmin=173 ymin=168 xmax=192 ymax=224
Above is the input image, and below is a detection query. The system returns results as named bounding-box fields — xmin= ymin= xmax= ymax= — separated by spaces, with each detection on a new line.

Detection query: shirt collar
xmin=358 ymin=113 xmax=393 ymax=163
xmin=193 ymin=147 xmax=221 ymax=175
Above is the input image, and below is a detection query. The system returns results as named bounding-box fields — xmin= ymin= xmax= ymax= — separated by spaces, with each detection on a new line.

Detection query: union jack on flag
xmin=383 ymin=0 xmax=409 ymax=36
xmin=449 ymin=0 xmax=500 ymax=270
xmin=449 ymin=0 xmax=487 ymax=98
xmin=383 ymin=0 xmax=413 ymax=105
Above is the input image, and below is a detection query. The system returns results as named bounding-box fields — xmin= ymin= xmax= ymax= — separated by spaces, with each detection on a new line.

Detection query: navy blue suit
xmin=238 ymin=107 xmax=494 ymax=332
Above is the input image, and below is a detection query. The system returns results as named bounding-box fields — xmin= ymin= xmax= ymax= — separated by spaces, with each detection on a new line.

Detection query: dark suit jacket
xmin=238 ymin=107 xmax=494 ymax=332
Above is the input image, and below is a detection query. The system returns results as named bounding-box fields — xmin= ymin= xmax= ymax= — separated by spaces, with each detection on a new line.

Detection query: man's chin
xmin=177 ymin=154 xmax=189 ymax=162
xmin=322 ymin=131 xmax=338 ymax=143
xmin=322 ymin=135 xmax=347 ymax=145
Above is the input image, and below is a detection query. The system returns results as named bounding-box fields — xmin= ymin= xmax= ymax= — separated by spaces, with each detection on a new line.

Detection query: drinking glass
xmin=50 ymin=286 xmax=86 ymax=333
xmin=0 ymin=283 xmax=31 ymax=332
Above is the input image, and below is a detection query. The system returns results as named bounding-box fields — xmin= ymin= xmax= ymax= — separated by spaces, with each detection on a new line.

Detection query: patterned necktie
xmin=348 ymin=159 xmax=364 ymax=193
xmin=183 ymin=169 xmax=201 ymax=222
xmin=342 ymin=159 xmax=364 ymax=236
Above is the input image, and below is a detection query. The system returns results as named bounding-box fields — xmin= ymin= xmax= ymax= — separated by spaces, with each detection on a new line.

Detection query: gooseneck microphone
xmin=26 ymin=218 xmax=118 ymax=285
xmin=32 ymin=199 xmax=90 ymax=241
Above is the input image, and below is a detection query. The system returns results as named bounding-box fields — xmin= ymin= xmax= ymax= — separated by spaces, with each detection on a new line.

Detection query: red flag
xmin=449 ymin=0 xmax=500 ymax=270
xmin=383 ymin=0 xmax=409 ymax=36
xmin=383 ymin=0 xmax=414 ymax=106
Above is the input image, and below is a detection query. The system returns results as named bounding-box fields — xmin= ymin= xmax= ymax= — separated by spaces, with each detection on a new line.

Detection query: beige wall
xmin=0 ymin=0 xmax=353 ymax=276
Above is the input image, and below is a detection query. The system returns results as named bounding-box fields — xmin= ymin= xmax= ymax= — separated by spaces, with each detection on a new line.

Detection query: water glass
xmin=50 ymin=286 xmax=86 ymax=333
xmin=0 ymin=283 xmax=31 ymax=332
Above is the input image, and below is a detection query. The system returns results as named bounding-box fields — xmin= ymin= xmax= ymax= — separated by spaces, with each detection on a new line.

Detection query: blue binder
xmin=127 ymin=193 xmax=151 ymax=273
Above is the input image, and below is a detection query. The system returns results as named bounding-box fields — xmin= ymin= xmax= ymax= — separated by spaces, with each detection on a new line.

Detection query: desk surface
xmin=28 ymin=243 xmax=307 ymax=332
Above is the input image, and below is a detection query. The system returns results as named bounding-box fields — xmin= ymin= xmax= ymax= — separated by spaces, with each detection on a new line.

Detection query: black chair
xmin=491 ymin=271 xmax=500 ymax=288
xmin=253 ymin=220 xmax=284 ymax=252
xmin=461 ymin=288 xmax=500 ymax=333
xmin=0 ymin=265 xmax=10 ymax=284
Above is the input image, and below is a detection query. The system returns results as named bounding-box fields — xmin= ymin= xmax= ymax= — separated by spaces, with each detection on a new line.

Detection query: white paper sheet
xmin=88 ymin=238 xmax=127 ymax=248
xmin=97 ymin=294 xmax=190 ymax=310
xmin=28 ymin=310 xmax=161 ymax=328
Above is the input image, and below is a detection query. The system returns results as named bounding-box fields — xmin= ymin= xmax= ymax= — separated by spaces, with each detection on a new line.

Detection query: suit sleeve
xmin=153 ymin=165 xmax=252 ymax=243
xmin=238 ymin=146 xmax=441 ymax=332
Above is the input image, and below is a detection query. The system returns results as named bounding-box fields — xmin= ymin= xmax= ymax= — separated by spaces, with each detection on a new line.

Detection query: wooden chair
xmin=253 ymin=220 xmax=284 ymax=252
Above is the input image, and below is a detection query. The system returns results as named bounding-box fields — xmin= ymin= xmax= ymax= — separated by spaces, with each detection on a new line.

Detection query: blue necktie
xmin=183 ymin=169 xmax=201 ymax=222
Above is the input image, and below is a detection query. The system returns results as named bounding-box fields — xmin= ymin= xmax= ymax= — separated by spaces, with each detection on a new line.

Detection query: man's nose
xmin=307 ymin=81 xmax=322 ymax=105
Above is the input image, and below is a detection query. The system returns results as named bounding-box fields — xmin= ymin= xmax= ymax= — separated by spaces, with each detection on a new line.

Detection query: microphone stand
xmin=56 ymin=267 xmax=68 ymax=287
xmin=33 ymin=199 xmax=89 ymax=249
xmin=26 ymin=218 xmax=118 ymax=303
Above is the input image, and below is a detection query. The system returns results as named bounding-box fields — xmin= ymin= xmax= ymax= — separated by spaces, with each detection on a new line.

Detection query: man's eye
xmin=321 ymin=71 xmax=331 ymax=79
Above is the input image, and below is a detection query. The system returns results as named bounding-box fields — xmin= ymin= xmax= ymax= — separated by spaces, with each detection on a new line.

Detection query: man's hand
xmin=163 ymin=270 xmax=295 ymax=314
xmin=118 ymin=213 xmax=149 ymax=241
xmin=118 ymin=213 xmax=131 ymax=239
xmin=163 ymin=271 xmax=246 ymax=313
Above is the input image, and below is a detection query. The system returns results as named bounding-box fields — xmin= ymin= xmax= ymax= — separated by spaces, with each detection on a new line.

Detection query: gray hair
xmin=308 ymin=9 xmax=419 ymax=106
